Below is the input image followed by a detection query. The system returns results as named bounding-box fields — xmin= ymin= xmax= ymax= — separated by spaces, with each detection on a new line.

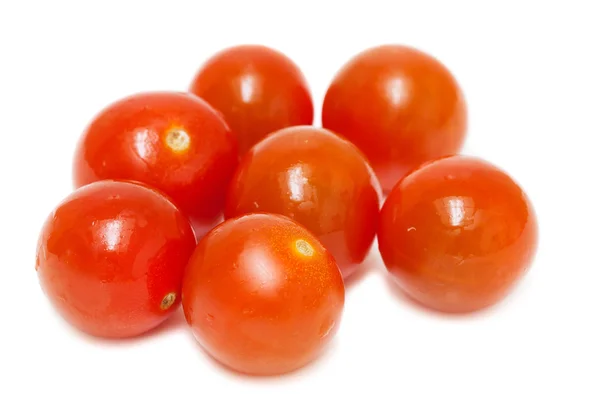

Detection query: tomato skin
xmin=182 ymin=213 xmax=345 ymax=375
xmin=189 ymin=45 xmax=313 ymax=155
xmin=322 ymin=45 xmax=467 ymax=192
xmin=72 ymin=91 xmax=239 ymax=228
xmin=378 ymin=156 xmax=537 ymax=313
xmin=35 ymin=180 xmax=197 ymax=338
xmin=224 ymin=126 xmax=382 ymax=278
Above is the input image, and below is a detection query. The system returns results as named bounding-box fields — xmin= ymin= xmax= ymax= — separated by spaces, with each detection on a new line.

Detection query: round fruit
xmin=189 ymin=45 xmax=313 ymax=155
xmin=72 ymin=91 xmax=238 ymax=229
xmin=182 ymin=213 xmax=345 ymax=375
xmin=35 ymin=180 xmax=197 ymax=338
xmin=378 ymin=156 xmax=537 ymax=313
xmin=224 ymin=126 xmax=381 ymax=278
xmin=322 ymin=44 xmax=467 ymax=192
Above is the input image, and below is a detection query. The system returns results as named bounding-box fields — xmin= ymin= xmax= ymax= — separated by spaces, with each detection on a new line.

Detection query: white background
xmin=1 ymin=1 xmax=599 ymax=419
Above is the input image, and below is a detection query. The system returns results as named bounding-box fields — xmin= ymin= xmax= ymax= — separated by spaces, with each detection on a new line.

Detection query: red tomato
xmin=72 ymin=91 xmax=239 ymax=230
xmin=182 ymin=213 xmax=345 ymax=375
xmin=189 ymin=45 xmax=313 ymax=155
xmin=378 ymin=156 xmax=538 ymax=313
xmin=35 ymin=180 xmax=197 ymax=338
xmin=224 ymin=126 xmax=382 ymax=278
xmin=322 ymin=45 xmax=467 ymax=192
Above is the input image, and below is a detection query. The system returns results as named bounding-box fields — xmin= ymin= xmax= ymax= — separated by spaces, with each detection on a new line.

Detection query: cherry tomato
xmin=35 ymin=180 xmax=197 ymax=338
xmin=72 ymin=91 xmax=239 ymax=230
xmin=224 ymin=126 xmax=382 ymax=278
xmin=182 ymin=213 xmax=345 ymax=375
xmin=378 ymin=156 xmax=538 ymax=313
xmin=322 ymin=45 xmax=467 ymax=192
xmin=189 ymin=45 xmax=313 ymax=155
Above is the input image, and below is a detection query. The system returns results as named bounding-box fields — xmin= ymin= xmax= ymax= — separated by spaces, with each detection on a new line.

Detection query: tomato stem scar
xmin=160 ymin=292 xmax=177 ymax=310
xmin=165 ymin=128 xmax=190 ymax=152
xmin=295 ymin=239 xmax=314 ymax=257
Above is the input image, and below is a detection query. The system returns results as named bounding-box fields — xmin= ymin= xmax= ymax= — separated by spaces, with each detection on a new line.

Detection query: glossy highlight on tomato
xmin=35 ymin=180 xmax=197 ymax=338
xmin=322 ymin=44 xmax=467 ymax=192
xmin=72 ymin=91 xmax=239 ymax=229
xmin=189 ymin=45 xmax=314 ymax=155
xmin=378 ymin=156 xmax=537 ymax=313
xmin=224 ymin=126 xmax=382 ymax=278
xmin=182 ymin=213 xmax=345 ymax=375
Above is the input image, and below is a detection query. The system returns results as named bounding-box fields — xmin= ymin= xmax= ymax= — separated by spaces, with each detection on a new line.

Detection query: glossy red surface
xmin=224 ymin=126 xmax=382 ymax=278
xmin=189 ymin=45 xmax=313 ymax=155
xmin=35 ymin=180 xmax=197 ymax=338
xmin=182 ymin=213 xmax=345 ymax=375
xmin=72 ymin=91 xmax=239 ymax=228
xmin=378 ymin=156 xmax=538 ymax=313
xmin=322 ymin=45 xmax=467 ymax=192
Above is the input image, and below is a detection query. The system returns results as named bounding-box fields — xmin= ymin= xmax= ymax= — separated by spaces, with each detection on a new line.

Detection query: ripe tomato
xmin=322 ymin=45 xmax=467 ymax=192
xmin=378 ymin=156 xmax=538 ymax=313
xmin=224 ymin=126 xmax=382 ymax=278
xmin=182 ymin=213 xmax=345 ymax=375
xmin=72 ymin=91 xmax=238 ymax=230
xmin=35 ymin=180 xmax=197 ymax=338
xmin=189 ymin=45 xmax=313 ymax=155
